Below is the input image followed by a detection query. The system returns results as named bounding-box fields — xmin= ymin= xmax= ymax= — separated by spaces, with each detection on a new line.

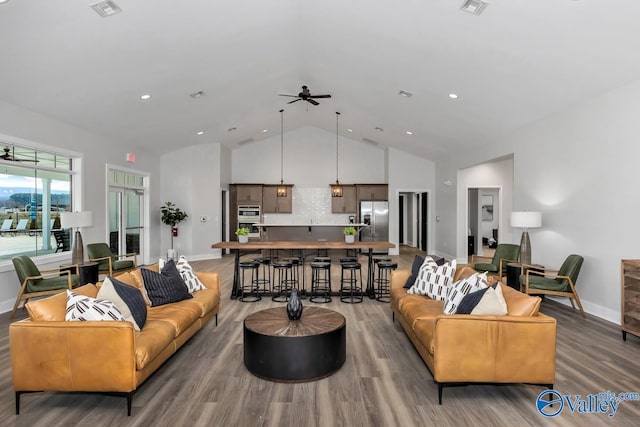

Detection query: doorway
xmin=399 ymin=190 xmax=428 ymax=252
xmin=467 ymin=187 xmax=500 ymax=257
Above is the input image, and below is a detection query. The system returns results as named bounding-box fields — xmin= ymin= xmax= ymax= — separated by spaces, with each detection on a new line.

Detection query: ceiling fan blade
xmin=309 ymin=94 xmax=331 ymax=99
xmin=278 ymin=94 xmax=298 ymax=97
xmin=287 ymin=98 xmax=302 ymax=104
xmin=306 ymin=99 xmax=320 ymax=106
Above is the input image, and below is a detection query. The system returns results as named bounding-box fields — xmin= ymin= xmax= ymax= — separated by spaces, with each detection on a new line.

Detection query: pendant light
xmin=331 ymin=111 xmax=343 ymax=197
xmin=276 ymin=109 xmax=287 ymax=197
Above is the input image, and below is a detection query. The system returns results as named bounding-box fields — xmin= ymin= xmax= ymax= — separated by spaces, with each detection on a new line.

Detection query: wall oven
xmin=237 ymin=205 xmax=261 ymax=238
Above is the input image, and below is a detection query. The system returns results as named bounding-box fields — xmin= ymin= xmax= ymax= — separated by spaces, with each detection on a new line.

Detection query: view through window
xmin=0 ymin=145 xmax=75 ymax=262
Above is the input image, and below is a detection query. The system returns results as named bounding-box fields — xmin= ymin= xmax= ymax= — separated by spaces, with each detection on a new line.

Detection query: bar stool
xmin=310 ymin=262 xmax=332 ymax=303
xmin=272 ymin=260 xmax=293 ymax=302
xmin=340 ymin=262 xmax=363 ymax=304
xmin=239 ymin=261 xmax=261 ymax=303
xmin=252 ymin=257 xmax=271 ymax=294
xmin=375 ymin=261 xmax=397 ymax=303
xmin=313 ymin=256 xmax=331 ymax=263
xmin=372 ymin=257 xmax=391 ymax=289
xmin=282 ymin=257 xmax=303 ymax=298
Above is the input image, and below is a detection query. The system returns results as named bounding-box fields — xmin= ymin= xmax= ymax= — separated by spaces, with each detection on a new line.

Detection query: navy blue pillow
xmin=109 ymin=276 xmax=147 ymax=330
xmin=403 ymin=255 xmax=425 ymax=289
xmin=161 ymin=258 xmax=183 ymax=280
xmin=141 ymin=267 xmax=192 ymax=307
xmin=435 ymin=257 xmax=446 ymax=266
xmin=456 ymin=286 xmax=492 ymax=314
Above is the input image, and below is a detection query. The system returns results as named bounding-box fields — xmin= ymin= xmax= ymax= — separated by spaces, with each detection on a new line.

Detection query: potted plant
xmin=161 ymin=202 xmax=188 ymax=258
xmin=236 ymin=227 xmax=250 ymax=244
xmin=343 ymin=226 xmax=357 ymax=244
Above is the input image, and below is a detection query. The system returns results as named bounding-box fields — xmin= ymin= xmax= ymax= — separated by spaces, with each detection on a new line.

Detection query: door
xmin=420 ymin=193 xmax=427 ymax=252
xmin=399 ymin=195 xmax=404 ymax=245
xmin=109 ymin=189 xmax=144 ymax=257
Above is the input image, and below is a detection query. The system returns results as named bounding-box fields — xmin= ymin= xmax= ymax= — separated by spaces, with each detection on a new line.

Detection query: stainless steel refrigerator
xmin=359 ymin=201 xmax=389 ymax=254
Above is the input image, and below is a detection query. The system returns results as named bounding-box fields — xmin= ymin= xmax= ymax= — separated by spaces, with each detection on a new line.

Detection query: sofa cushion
xmin=408 ymin=258 xmax=457 ymax=301
xmin=401 ymin=298 xmax=445 ymax=329
xmin=146 ymin=300 xmax=202 ymax=337
xmin=26 ymin=284 xmax=98 ymax=321
xmin=134 ymin=319 xmax=177 ymax=370
xmin=97 ymin=276 xmax=147 ymax=331
xmin=188 ymin=288 xmax=220 ymax=317
xmin=141 ymin=268 xmax=192 ymax=307
xmin=65 ymin=290 xmax=125 ymax=322
xmin=443 ymin=272 xmax=488 ymax=314
xmin=500 ymin=283 xmax=542 ymax=316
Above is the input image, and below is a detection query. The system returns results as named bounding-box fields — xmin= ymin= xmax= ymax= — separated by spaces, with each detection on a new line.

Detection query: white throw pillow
xmin=471 ymin=284 xmax=508 ymax=315
xmin=175 ymin=255 xmax=206 ymax=293
xmin=408 ymin=257 xmax=457 ymax=301
xmin=65 ymin=290 xmax=125 ymax=322
xmin=443 ymin=272 xmax=488 ymax=314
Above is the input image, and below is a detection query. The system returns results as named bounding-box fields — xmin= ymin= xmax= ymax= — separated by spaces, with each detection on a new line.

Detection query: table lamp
xmin=510 ymin=211 xmax=542 ymax=265
xmin=60 ymin=211 xmax=93 ymax=266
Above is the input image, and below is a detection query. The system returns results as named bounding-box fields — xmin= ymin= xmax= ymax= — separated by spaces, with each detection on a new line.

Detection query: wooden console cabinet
xmin=621 ymin=259 xmax=640 ymax=341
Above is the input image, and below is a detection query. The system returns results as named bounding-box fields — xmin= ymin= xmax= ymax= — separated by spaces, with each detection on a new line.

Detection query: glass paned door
xmin=109 ymin=188 xmax=143 ymax=257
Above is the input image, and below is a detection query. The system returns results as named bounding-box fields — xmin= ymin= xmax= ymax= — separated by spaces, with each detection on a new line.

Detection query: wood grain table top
xmin=244 ymin=307 xmax=345 ymax=337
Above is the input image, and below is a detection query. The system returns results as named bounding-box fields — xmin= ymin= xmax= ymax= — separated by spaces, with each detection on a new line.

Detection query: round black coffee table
xmin=243 ymin=306 xmax=346 ymax=382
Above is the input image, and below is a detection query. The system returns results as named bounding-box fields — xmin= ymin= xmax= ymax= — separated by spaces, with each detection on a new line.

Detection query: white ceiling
xmin=1 ymin=0 xmax=640 ymax=159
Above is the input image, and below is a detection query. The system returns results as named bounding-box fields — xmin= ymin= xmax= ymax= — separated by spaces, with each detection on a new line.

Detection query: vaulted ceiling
xmin=1 ymin=0 xmax=640 ymax=159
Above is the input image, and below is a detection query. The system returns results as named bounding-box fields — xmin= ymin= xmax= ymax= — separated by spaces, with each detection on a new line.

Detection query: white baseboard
xmin=546 ymin=296 xmax=620 ymax=325
xmin=0 ymin=299 xmax=17 ymax=315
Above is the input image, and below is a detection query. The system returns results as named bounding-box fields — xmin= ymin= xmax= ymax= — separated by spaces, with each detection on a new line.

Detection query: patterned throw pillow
xmin=97 ymin=276 xmax=147 ymax=331
xmin=65 ymin=290 xmax=125 ymax=322
xmin=175 ymin=256 xmax=206 ymax=293
xmin=408 ymin=257 xmax=457 ymax=300
xmin=141 ymin=267 xmax=193 ymax=307
xmin=456 ymin=286 xmax=491 ymax=314
xmin=443 ymin=272 xmax=488 ymax=314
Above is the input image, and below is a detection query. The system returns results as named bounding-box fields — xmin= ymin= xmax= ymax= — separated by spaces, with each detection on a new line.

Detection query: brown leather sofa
xmin=391 ymin=265 xmax=557 ymax=403
xmin=9 ymin=264 xmax=220 ymax=415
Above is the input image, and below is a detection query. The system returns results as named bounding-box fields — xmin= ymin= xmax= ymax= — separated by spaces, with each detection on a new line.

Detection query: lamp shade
xmin=510 ymin=211 xmax=541 ymax=229
xmin=60 ymin=211 xmax=93 ymax=228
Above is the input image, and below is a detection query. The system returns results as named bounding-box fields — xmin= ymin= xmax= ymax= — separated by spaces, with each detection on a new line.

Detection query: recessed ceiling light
xmin=0 ymin=0 xmax=11 ymax=4
xmin=197 ymin=131 xmax=204 ymax=135
xmin=405 ymin=131 xmax=413 ymax=135
xmin=189 ymin=90 xmax=205 ymax=98
xmin=347 ymin=129 xmax=353 ymax=132
xmin=448 ymin=93 xmax=458 ymax=99
xmin=398 ymin=90 xmax=413 ymax=98
xmin=90 ymin=1 xmax=122 ymax=17
xmin=262 ymin=129 xmax=268 ymax=133
xmin=375 ymin=127 xmax=384 ymax=132
xmin=460 ymin=0 xmax=489 ymax=15
xmin=140 ymin=94 xmax=151 ymax=100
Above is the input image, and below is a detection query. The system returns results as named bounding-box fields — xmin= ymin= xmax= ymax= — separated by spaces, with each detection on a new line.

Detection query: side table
xmin=61 ymin=262 xmax=99 ymax=286
xmin=506 ymin=262 xmax=544 ymax=292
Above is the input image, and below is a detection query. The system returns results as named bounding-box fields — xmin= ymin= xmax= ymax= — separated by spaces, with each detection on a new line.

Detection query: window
xmin=0 ymin=144 xmax=76 ymax=262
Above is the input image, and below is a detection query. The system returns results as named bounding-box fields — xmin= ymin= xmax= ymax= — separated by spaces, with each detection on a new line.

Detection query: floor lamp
xmin=60 ymin=211 xmax=93 ymax=266
xmin=510 ymin=211 xmax=542 ymax=265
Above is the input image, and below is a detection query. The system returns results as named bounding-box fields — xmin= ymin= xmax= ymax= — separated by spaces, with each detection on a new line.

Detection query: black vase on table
xmin=287 ymin=289 xmax=303 ymax=320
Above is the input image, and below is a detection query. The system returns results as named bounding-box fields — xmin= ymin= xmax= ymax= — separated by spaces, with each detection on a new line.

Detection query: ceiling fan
xmin=278 ymin=85 xmax=332 ymax=106
xmin=1 ymin=147 xmax=38 ymax=162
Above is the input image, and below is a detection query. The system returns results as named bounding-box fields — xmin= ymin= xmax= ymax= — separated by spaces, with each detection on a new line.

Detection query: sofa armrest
xmin=431 ymin=313 xmax=557 ymax=383
xmin=196 ymin=271 xmax=220 ymax=293
xmin=391 ymin=270 xmax=411 ymax=290
xmin=10 ymin=320 xmax=137 ymax=392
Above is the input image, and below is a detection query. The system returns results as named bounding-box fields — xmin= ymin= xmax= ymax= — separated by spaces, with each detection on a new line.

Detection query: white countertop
xmin=255 ymin=223 xmax=367 ymax=227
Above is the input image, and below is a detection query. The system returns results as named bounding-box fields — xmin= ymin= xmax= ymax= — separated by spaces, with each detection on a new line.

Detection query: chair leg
xmin=573 ymin=294 xmax=586 ymax=318
xmin=10 ymin=296 xmax=23 ymax=320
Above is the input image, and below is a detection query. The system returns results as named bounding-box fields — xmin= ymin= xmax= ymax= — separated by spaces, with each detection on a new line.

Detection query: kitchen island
xmin=256 ymin=223 xmax=368 ymax=241
xmin=211 ymin=240 xmax=395 ymax=299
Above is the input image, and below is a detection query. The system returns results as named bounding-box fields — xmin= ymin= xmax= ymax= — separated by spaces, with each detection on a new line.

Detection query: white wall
xmin=437 ymin=77 xmax=640 ymax=322
xmin=388 ymin=148 xmax=435 ymax=256
xmin=232 ymin=126 xmax=386 ymax=185
xmin=0 ymin=99 xmax=163 ymax=313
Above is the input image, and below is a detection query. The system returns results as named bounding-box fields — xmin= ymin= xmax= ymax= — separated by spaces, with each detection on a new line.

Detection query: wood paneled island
xmin=212 ymin=240 xmax=395 ymax=299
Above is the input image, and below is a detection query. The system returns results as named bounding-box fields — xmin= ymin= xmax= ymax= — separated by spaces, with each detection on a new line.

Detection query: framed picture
xmin=481 ymin=195 xmax=493 ymax=221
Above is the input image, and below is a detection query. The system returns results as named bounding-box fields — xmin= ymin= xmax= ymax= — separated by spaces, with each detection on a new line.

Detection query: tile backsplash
xmin=263 ymin=187 xmax=352 ymax=224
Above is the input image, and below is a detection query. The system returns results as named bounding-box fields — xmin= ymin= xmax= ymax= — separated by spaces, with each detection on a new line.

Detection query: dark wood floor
xmin=1 ymin=246 xmax=639 ymax=426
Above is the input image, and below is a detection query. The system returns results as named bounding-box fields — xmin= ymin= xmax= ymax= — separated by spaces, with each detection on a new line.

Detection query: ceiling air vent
xmin=460 ymin=0 xmax=489 ymax=16
xmin=90 ymin=1 xmax=122 ymax=17
xmin=361 ymin=138 xmax=380 ymax=146
xmin=237 ymin=138 xmax=255 ymax=146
